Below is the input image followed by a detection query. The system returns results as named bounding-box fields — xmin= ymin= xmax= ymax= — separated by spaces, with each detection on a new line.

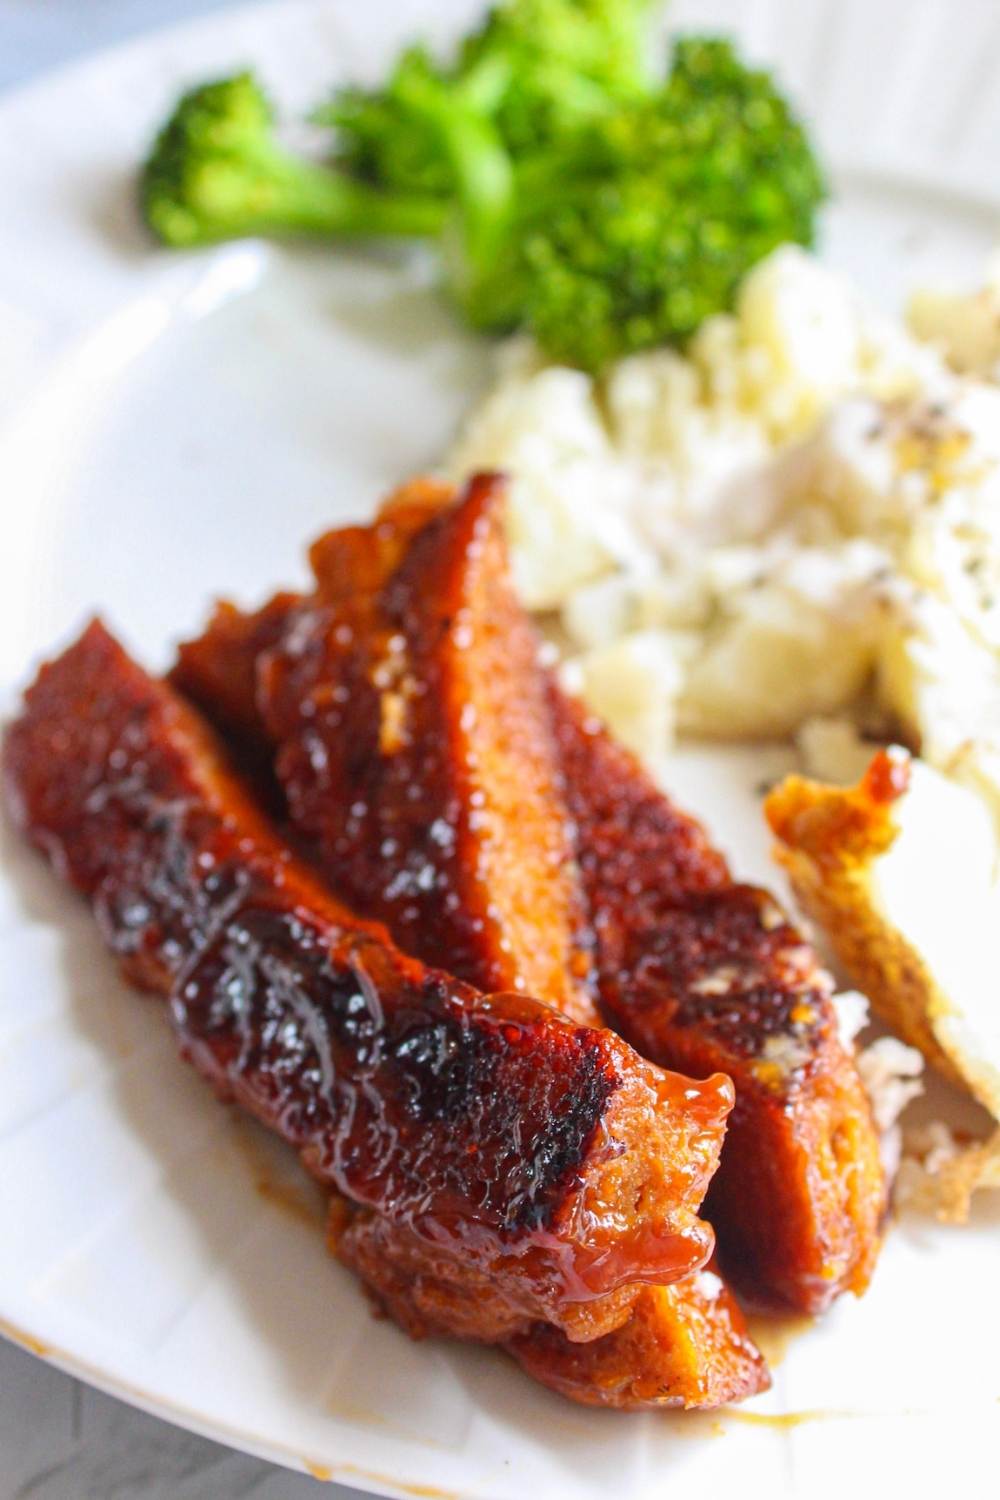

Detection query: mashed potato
xmin=907 ymin=252 xmax=1000 ymax=380
xmin=448 ymin=245 xmax=1000 ymax=1213
xmin=448 ymin=245 xmax=1000 ymax=804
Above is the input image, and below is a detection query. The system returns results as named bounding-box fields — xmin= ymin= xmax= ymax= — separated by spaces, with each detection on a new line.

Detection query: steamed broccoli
xmin=515 ymin=38 xmax=827 ymax=368
xmin=361 ymin=54 xmax=523 ymax=331
xmin=319 ymin=48 xmax=463 ymax=202
xmin=141 ymin=73 xmax=446 ymax=247
xmin=140 ymin=19 xmax=826 ymax=373
xmin=458 ymin=0 xmax=655 ymax=152
xmin=396 ymin=36 xmax=825 ymax=368
xmin=320 ymin=0 xmax=655 ymax=199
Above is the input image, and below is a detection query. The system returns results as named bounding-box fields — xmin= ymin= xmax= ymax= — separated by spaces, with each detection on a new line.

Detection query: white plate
xmin=1 ymin=2 xmax=999 ymax=1495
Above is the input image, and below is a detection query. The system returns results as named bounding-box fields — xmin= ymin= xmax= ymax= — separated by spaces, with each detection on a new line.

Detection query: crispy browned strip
xmin=764 ymin=752 xmax=954 ymax=1082
xmin=765 ymin=753 xmax=1000 ymax=1224
xmin=549 ymin=686 xmax=886 ymax=1313
xmin=2 ymin=621 xmax=733 ymax=1343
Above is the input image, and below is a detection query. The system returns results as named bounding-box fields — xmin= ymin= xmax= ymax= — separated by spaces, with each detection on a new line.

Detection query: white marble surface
xmin=0 ymin=17 xmax=365 ymax=1499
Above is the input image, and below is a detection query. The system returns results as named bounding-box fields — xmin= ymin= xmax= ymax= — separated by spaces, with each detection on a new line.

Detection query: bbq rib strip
xmin=549 ymin=687 xmax=887 ymax=1312
xmin=173 ymin=484 xmax=770 ymax=1405
xmin=508 ymin=1263 xmax=766 ymax=1409
xmin=173 ymin=478 xmax=452 ymax=759
xmin=263 ymin=473 xmax=596 ymax=1023
xmin=174 ymin=474 xmax=885 ymax=1315
xmin=329 ymin=1201 xmax=766 ymax=1409
xmin=3 ymin=621 xmax=733 ymax=1345
xmin=330 ymin=1190 xmax=767 ymax=1406
xmin=177 ymin=477 xmax=595 ymax=1027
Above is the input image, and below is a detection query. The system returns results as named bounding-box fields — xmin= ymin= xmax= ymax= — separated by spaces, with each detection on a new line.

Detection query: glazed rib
xmin=508 ymin=1264 xmax=766 ymax=1409
xmin=549 ymin=686 xmax=886 ymax=1312
xmin=333 ymin=1199 xmax=767 ymax=1409
xmin=262 ymin=475 xmax=596 ymax=1023
xmin=175 ymin=477 xmax=885 ymax=1314
xmin=172 ymin=484 xmax=771 ymax=1404
xmin=172 ymin=477 xmax=453 ymax=758
xmin=177 ymin=477 xmax=594 ymax=1024
xmin=2 ymin=621 xmax=733 ymax=1343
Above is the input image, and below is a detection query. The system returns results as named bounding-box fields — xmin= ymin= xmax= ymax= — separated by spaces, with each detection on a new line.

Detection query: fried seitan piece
xmin=765 ymin=750 xmax=972 ymax=1094
xmin=326 ymin=1201 xmax=767 ymax=1408
xmin=173 ymin=477 xmax=451 ymax=755
xmin=549 ymin=686 xmax=886 ymax=1313
xmin=766 ymin=749 xmax=1000 ymax=1222
xmin=169 ymin=589 xmax=300 ymax=754
xmin=3 ymin=621 xmax=734 ymax=1344
xmin=307 ymin=477 xmax=453 ymax=601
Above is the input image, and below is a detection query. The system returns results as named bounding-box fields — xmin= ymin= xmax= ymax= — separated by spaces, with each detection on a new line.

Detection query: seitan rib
xmin=175 ymin=480 xmax=885 ymax=1312
xmin=260 ymin=474 xmax=596 ymax=1023
xmin=3 ymin=621 xmax=732 ymax=1343
xmin=172 ymin=485 xmax=773 ymax=1403
xmin=508 ymin=1265 xmax=767 ymax=1409
xmin=549 ymin=685 xmax=886 ymax=1312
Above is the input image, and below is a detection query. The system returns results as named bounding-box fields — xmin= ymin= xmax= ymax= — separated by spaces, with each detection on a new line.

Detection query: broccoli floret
xmin=458 ymin=0 xmax=655 ymax=153
xmin=142 ymin=34 xmax=826 ymax=376
xmin=354 ymin=33 xmax=825 ymax=370
xmin=320 ymin=0 xmax=655 ymax=197
xmin=514 ymin=38 xmax=827 ymax=369
xmin=321 ymin=47 xmax=460 ymax=201
xmin=141 ymin=72 xmax=447 ymax=247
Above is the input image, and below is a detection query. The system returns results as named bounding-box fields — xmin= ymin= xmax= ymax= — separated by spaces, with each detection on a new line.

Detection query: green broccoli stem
xmin=451 ymin=49 xmax=515 ymax=118
xmin=389 ymin=64 xmax=519 ymax=324
xmin=200 ymin=146 xmax=447 ymax=242
xmin=305 ymin=170 xmax=448 ymax=240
